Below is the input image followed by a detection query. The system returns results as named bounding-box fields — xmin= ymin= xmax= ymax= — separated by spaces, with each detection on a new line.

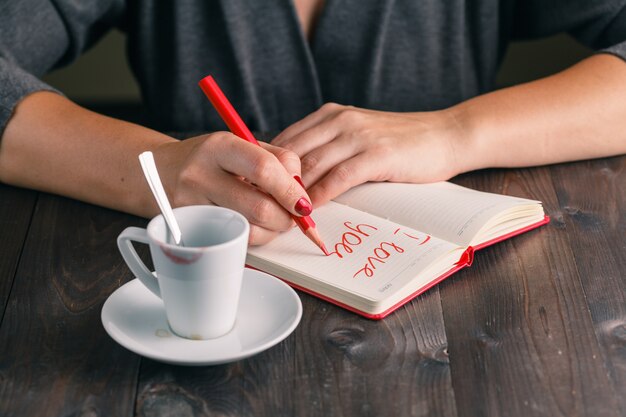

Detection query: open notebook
xmin=247 ymin=182 xmax=548 ymax=319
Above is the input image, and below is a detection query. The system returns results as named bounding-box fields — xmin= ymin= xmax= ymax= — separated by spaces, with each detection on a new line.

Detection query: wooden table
xmin=0 ymin=156 xmax=624 ymax=417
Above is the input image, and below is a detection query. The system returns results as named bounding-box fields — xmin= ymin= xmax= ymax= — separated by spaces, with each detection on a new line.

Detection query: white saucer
xmin=101 ymin=268 xmax=302 ymax=366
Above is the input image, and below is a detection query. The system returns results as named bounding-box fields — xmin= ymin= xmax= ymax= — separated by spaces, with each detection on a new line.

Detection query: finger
xmin=248 ymin=224 xmax=281 ymax=246
xmin=208 ymin=172 xmax=295 ymax=232
xmin=271 ymin=116 xmax=342 ymax=163
xmin=299 ymin=133 xmax=365 ymax=187
xmin=271 ymin=104 xmax=342 ymax=155
xmin=216 ymin=139 xmax=314 ymax=218
xmin=258 ymin=142 xmax=301 ymax=177
xmin=306 ymin=152 xmax=380 ymax=207
xmin=272 ymin=102 xmax=341 ymax=146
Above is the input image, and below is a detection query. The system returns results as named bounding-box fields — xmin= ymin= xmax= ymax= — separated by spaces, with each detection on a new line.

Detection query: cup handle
xmin=117 ymin=227 xmax=161 ymax=298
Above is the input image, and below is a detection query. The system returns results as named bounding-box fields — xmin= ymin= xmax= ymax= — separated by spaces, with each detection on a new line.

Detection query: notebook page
xmin=247 ymin=202 xmax=460 ymax=304
xmin=334 ymin=182 xmax=540 ymax=247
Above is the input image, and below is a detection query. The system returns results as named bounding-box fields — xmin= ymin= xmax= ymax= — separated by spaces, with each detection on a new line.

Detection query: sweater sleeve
xmin=511 ymin=1 xmax=626 ymax=61
xmin=0 ymin=0 xmax=125 ymax=137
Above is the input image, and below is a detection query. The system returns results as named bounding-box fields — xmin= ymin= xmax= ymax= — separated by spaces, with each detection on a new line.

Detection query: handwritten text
xmin=326 ymin=222 xmax=432 ymax=279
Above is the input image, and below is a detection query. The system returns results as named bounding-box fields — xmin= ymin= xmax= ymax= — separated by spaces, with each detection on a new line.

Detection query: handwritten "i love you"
xmin=326 ymin=222 xmax=431 ymax=279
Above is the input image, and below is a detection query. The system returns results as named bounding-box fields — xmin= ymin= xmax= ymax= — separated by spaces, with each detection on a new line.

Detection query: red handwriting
xmin=327 ymin=222 xmax=378 ymax=259
xmin=351 ymin=227 xmax=432 ymax=279
xmin=326 ymin=222 xmax=432 ymax=279
xmin=353 ymin=241 xmax=405 ymax=278
xmin=394 ymin=228 xmax=431 ymax=245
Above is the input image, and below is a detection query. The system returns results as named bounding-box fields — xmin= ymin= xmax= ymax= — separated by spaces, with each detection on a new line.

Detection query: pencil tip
xmin=303 ymin=225 xmax=328 ymax=256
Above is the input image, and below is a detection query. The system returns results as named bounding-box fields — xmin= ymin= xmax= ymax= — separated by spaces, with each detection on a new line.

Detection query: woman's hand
xmin=152 ymin=132 xmax=313 ymax=245
xmin=0 ymin=92 xmax=312 ymax=246
xmin=271 ymin=103 xmax=468 ymax=207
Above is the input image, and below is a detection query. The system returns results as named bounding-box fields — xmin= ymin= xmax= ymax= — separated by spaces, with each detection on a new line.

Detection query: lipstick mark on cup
xmin=160 ymin=245 xmax=203 ymax=264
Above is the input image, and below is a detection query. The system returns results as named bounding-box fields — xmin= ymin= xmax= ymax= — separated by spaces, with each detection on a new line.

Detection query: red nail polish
xmin=294 ymin=197 xmax=312 ymax=216
xmin=294 ymin=175 xmax=305 ymax=188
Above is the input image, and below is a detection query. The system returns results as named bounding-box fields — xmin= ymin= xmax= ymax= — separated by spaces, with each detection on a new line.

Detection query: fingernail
xmin=294 ymin=197 xmax=312 ymax=216
xmin=294 ymin=175 xmax=306 ymax=188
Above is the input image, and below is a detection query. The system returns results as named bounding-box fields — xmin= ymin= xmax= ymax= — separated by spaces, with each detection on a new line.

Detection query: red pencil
xmin=198 ymin=75 xmax=327 ymax=255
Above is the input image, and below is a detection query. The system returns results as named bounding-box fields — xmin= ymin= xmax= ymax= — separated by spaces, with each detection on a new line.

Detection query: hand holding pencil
xmin=198 ymin=75 xmax=327 ymax=254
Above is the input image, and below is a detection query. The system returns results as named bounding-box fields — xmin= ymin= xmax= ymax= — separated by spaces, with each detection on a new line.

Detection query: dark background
xmin=42 ymin=31 xmax=592 ymax=112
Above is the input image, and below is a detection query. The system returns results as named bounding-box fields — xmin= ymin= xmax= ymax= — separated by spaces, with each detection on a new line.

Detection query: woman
xmin=1 ymin=0 xmax=625 ymax=244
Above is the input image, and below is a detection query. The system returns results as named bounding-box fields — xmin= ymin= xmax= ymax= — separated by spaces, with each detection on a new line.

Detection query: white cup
xmin=117 ymin=205 xmax=249 ymax=340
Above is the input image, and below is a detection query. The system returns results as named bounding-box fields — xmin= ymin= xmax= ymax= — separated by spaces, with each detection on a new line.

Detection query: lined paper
xmin=247 ymin=202 xmax=459 ymax=303
xmin=335 ymin=182 xmax=541 ymax=246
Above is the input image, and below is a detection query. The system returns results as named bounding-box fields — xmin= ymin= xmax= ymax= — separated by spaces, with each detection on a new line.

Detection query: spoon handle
xmin=138 ymin=151 xmax=184 ymax=246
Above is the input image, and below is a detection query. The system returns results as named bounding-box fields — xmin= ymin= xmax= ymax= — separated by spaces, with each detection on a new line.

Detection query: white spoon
xmin=138 ymin=151 xmax=185 ymax=246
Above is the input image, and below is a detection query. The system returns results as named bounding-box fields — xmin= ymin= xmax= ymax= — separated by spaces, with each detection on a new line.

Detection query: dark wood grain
xmin=0 ymin=194 xmax=146 ymax=416
xmin=442 ymin=167 xmax=620 ymax=417
xmin=136 ymin=290 xmax=457 ymax=417
xmin=0 ymin=184 xmax=37 ymax=324
xmin=550 ymin=157 xmax=626 ymax=415
xmin=1 ymin=157 xmax=624 ymax=417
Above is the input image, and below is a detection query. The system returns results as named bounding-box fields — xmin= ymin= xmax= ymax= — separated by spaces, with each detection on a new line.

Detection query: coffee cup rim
xmin=146 ymin=205 xmax=249 ymax=251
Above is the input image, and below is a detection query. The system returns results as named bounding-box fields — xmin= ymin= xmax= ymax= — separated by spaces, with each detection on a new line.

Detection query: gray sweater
xmin=1 ymin=0 xmax=626 ymax=135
